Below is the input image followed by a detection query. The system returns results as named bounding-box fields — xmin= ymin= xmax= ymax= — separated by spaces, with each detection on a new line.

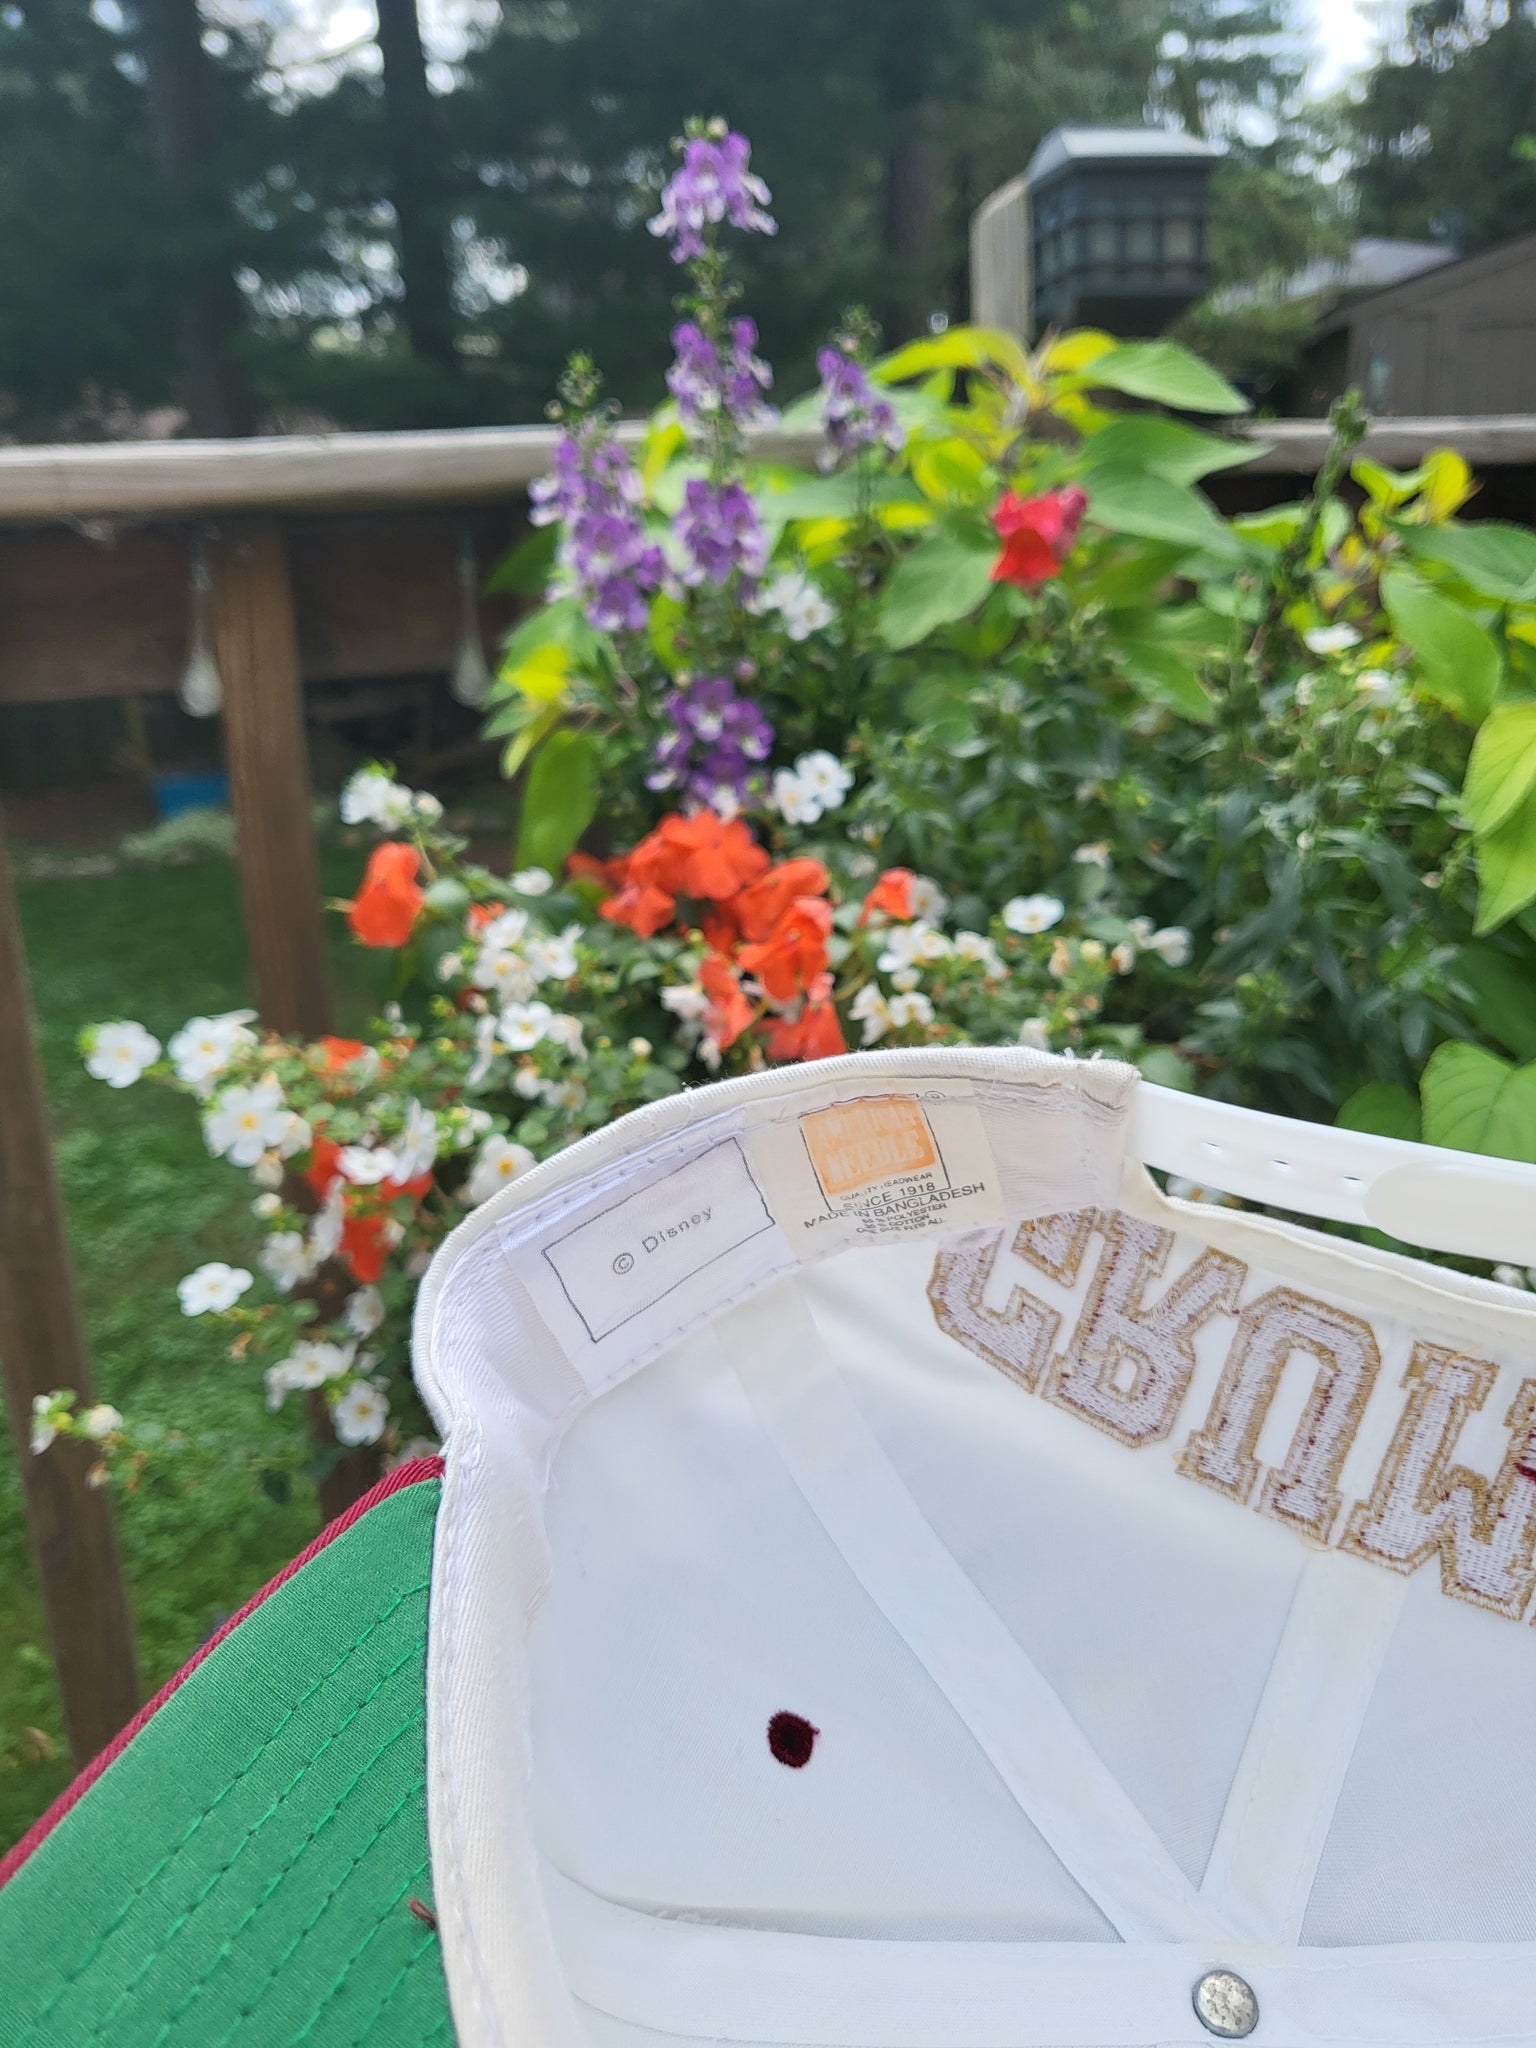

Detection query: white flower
xmin=1147 ymin=925 xmax=1193 ymax=968
xmin=524 ymin=925 xmax=580 ymax=983
xmin=1128 ymin=916 xmax=1155 ymax=946
xmin=251 ymin=1152 xmax=285 ymax=1191
xmin=338 ymin=1144 xmax=400 ymax=1186
xmin=1018 ymin=1017 xmax=1051 ymax=1050
xmin=1303 ymin=623 xmax=1361 ymax=656
xmin=1355 ymin=667 xmax=1398 ymax=707
xmin=81 ymin=1403 xmax=122 ymax=1441
xmin=340 ymin=767 xmax=414 ymax=830
xmin=85 ymin=1021 xmax=161 ymax=1089
xmin=464 ymin=1134 xmax=538 ymax=1207
xmin=887 ymin=991 xmax=935 ymax=1030
xmin=260 ymin=1230 xmax=315 ymax=1294
xmin=178 ymin=1262 xmax=254 ymax=1316
xmin=252 ymin=1191 xmax=282 ymax=1220
xmin=542 ymin=1012 xmax=586 ymax=1057
xmin=392 ymin=1099 xmax=438 ymax=1180
xmin=761 ymin=569 xmax=836 ymax=640
xmin=30 ymin=1395 xmax=59 ymax=1455
xmin=412 ymin=791 xmax=443 ymax=825
xmin=499 ymin=1001 xmax=553 ymax=1052
xmin=698 ymin=1036 xmax=723 ymax=1072
xmin=850 ymin=985 xmax=892 ymax=1045
xmin=1072 ymin=842 xmax=1112 ymax=869
xmin=890 ymin=967 xmax=921 ymax=993
xmin=542 ymin=1076 xmax=587 ymax=1111
xmin=908 ymin=876 xmax=949 ymax=923
xmin=203 ymin=1076 xmax=289 ymax=1168
xmin=1492 ymin=1264 xmax=1527 ymax=1291
xmin=629 ymin=1036 xmax=652 ymax=1059
xmin=466 ymin=1010 xmax=502 ymax=1089
xmin=511 ymin=866 xmax=553 ymax=896
xmin=1002 ymin=894 xmax=1065 ymax=936
xmin=167 ymin=1011 xmax=256 ymax=1090
xmin=264 ymin=1364 xmax=294 ymax=1412
xmin=793 ymin=750 xmax=853 ymax=811
xmin=513 ymin=1065 xmax=546 ymax=1099
xmin=474 ymin=948 xmax=537 ymax=1004
xmin=1110 ymin=942 xmax=1136 ymax=975
xmin=772 ymin=769 xmax=822 ymax=826
xmin=954 ymin=931 xmax=1006 ymax=978
xmin=280 ymin=1337 xmax=354 ymax=1389
xmin=309 ymin=1188 xmax=345 ymax=1264
xmin=877 ymin=922 xmax=951 ymax=975
xmin=476 ymin=909 xmax=528 ymax=952
xmin=437 ymin=951 xmax=465 ymax=983
xmin=332 ymin=1380 xmax=390 ymax=1448
xmin=273 ymin=1110 xmax=313 ymax=1159
xmin=661 ymin=982 xmax=710 ymax=1023
xmin=345 ymin=1286 xmax=385 ymax=1338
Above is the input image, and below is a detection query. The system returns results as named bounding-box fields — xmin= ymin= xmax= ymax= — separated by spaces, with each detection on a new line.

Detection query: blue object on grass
xmin=152 ymin=769 xmax=230 ymax=820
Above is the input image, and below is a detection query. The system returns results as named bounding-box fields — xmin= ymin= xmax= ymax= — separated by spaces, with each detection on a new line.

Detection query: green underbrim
xmin=0 ymin=1475 xmax=453 ymax=2047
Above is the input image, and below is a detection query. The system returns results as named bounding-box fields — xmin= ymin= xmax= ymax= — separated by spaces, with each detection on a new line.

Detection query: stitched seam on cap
xmin=290 ymin=1846 xmax=434 ymax=2046
xmin=136 ymin=1681 xmax=425 ymax=2046
xmin=21 ymin=1581 xmax=428 ymax=2046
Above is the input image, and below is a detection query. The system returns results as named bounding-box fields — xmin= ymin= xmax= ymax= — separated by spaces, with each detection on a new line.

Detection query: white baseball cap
xmin=411 ymin=1044 xmax=1536 ymax=2048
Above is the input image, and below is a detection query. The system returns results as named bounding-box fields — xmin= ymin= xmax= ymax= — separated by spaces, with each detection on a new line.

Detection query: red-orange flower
xmin=645 ymin=811 xmax=771 ymax=901
xmin=303 ymin=1132 xmax=343 ymax=1199
xmin=339 ymin=1211 xmax=390 ymax=1284
xmin=699 ymin=952 xmax=755 ymax=1050
xmin=317 ymin=1036 xmax=368 ymax=1074
xmin=466 ymin=900 xmax=506 ymax=934
xmin=600 ymin=878 xmax=678 ymax=938
xmin=766 ymin=982 xmax=846 ymax=1063
xmin=347 ymin=842 xmax=424 ymax=948
xmin=729 ymin=859 xmax=831 ymax=943
xmin=738 ymin=896 xmax=833 ymax=1004
xmin=990 ymin=486 xmax=1089 ymax=589
xmin=859 ymin=867 xmax=915 ymax=925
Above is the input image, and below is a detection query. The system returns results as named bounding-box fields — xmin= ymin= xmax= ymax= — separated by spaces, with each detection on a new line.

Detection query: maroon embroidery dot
xmin=768 ymin=1711 xmax=818 ymax=1768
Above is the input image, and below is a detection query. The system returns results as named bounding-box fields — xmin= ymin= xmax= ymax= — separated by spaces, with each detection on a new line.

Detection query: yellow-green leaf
xmin=1463 ymin=700 xmax=1536 ymax=836
xmin=1380 ymin=565 xmax=1501 ymax=723
xmin=1475 ymin=781 xmax=1536 ymax=934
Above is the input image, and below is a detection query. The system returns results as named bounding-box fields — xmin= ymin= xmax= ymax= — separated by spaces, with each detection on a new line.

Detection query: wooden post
xmin=209 ymin=520 xmax=333 ymax=1037
xmin=0 ymin=808 xmax=141 ymax=1763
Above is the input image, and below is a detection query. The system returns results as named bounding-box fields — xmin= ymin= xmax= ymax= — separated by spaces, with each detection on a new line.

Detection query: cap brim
xmin=0 ymin=1458 xmax=452 ymax=2047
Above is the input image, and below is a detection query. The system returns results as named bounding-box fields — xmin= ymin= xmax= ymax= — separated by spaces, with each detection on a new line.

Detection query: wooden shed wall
xmin=1341 ymin=234 xmax=1536 ymax=415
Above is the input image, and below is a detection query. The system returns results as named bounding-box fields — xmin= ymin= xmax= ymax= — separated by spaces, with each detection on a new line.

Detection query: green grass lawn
xmin=0 ymin=848 xmax=382 ymax=1854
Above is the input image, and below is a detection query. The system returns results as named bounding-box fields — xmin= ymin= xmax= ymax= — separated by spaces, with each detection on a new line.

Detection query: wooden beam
xmin=0 ymin=511 xmax=522 ymax=706
xmin=0 ymin=806 xmax=140 ymax=1763
xmin=209 ymin=521 xmax=333 ymax=1036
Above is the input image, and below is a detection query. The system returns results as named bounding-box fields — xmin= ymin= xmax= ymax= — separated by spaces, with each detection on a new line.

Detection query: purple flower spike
xmin=649 ymin=674 xmax=775 ymax=815
xmin=817 ymin=341 xmax=905 ymax=466
xmin=528 ymin=418 xmax=665 ymax=635
xmin=673 ymin=478 xmax=769 ymax=589
xmin=648 ymin=130 xmax=777 ymax=263
xmin=665 ymin=316 xmax=776 ymax=437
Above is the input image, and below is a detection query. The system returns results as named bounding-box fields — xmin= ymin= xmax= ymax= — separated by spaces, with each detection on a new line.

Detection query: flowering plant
xmin=66 ymin=760 xmax=1193 ymax=1488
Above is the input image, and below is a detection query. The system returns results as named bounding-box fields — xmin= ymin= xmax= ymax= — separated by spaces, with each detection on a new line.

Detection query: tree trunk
xmin=373 ymin=0 xmax=458 ymax=373
xmin=874 ymin=0 xmax=940 ymax=344
xmin=133 ymin=0 xmax=251 ymax=436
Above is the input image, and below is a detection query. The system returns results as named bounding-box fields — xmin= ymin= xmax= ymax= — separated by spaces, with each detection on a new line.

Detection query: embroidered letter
xmin=1179 ymin=1288 xmax=1380 ymax=1542
xmin=1343 ymin=1344 xmax=1536 ymax=1622
xmin=1046 ymin=1213 xmax=1245 ymax=1447
xmin=928 ymin=1210 xmax=1096 ymax=1392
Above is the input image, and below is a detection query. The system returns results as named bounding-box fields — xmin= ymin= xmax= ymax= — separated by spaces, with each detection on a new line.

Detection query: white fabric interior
xmin=414 ymin=1051 xmax=1536 ymax=2048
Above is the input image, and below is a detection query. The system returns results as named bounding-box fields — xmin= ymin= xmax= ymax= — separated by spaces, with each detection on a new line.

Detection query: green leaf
xmin=876 ymin=324 xmax=1033 ymax=388
xmin=1081 ymin=464 xmax=1244 ymax=561
xmin=1083 ymin=340 xmax=1249 ymax=416
xmin=484 ymin=524 xmax=558 ymax=596
xmin=1474 ymin=781 xmax=1536 ymax=933
xmin=1135 ymin=1046 xmax=1196 ymax=1090
xmin=1462 ymin=700 xmax=1536 ymax=835
xmin=1114 ymin=637 xmax=1215 ymax=722
xmin=1380 ymin=566 xmax=1501 ymax=723
xmin=1419 ymin=1041 xmax=1536 ymax=1162
xmin=1400 ymin=522 xmax=1536 ymax=603
xmin=877 ymin=530 xmax=999 ymax=650
xmin=498 ymin=700 xmax=563 ymax=779
xmin=1078 ymin=415 xmax=1265 ymax=485
xmin=1337 ymin=1082 xmax=1422 ymax=1143
xmin=514 ymin=727 xmax=598 ymax=874
xmin=1452 ymin=944 xmax=1536 ymax=1061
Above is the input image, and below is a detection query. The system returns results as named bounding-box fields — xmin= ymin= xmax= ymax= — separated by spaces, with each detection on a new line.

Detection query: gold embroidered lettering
xmin=1342 ymin=1343 xmax=1536 ymax=1621
xmin=1045 ymin=1213 xmax=1245 ymax=1447
xmin=1178 ymin=1287 xmax=1380 ymax=1542
xmin=926 ymin=1210 xmax=1095 ymax=1391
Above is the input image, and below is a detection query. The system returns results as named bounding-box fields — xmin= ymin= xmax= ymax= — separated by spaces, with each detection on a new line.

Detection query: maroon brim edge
xmin=0 ymin=1454 xmax=445 ymax=1892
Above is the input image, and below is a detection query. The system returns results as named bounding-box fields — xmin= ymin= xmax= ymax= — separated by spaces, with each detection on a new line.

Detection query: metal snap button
xmin=1192 ymin=1968 xmax=1259 ymax=2039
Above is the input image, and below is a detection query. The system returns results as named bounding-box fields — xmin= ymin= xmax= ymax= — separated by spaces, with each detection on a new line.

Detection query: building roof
xmin=1213 ymin=237 xmax=1455 ymax=315
xmin=1026 ymin=124 xmax=1220 ymax=186
xmin=1320 ymin=227 xmax=1536 ymax=334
